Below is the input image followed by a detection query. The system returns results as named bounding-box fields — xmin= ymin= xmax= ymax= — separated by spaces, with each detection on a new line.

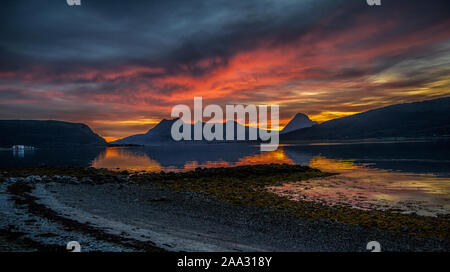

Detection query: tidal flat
xmin=0 ymin=164 xmax=448 ymax=251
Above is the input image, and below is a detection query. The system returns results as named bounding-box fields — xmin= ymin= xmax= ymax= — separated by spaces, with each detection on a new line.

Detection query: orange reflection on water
xmin=268 ymin=156 xmax=450 ymax=216
xmin=182 ymin=160 xmax=232 ymax=171
xmin=92 ymin=147 xmax=294 ymax=172
xmin=179 ymin=149 xmax=294 ymax=171
xmin=92 ymin=147 xmax=163 ymax=172
xmin=308 ymin=156 xmax=360 ymax=171
xmin=236 ymin=149 xmax=295 ymax=165
xmin=91 ymin=147 xmax=450 ymax=215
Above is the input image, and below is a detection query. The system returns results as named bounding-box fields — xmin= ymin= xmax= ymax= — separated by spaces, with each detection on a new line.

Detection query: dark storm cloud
xmin=1 ymin=0 xmax=448 ymax=75
xmin=0 ymin=0 xmax=323 ymax=73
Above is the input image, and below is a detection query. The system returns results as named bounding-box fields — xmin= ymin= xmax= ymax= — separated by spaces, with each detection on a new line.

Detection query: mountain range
xmin=111 ymin=119 xmax=262 ymax=145
xmin=281 ymin=96 xmax=450 ymax=141
xmin=114 ymin=96 xmax=450 ymax=145
xmin=2 ymin=97 xmax=449 ymax=148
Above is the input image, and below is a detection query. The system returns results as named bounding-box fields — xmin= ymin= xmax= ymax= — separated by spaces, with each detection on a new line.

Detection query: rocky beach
xmin=0 ymin=164 xmax=448 ymax=252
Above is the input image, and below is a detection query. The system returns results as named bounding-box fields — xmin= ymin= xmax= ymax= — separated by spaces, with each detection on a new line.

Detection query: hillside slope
xmin=281 ymin=113 xmax=316 ymax=134
xmin=281 ymin=97 xmax=450 ymax=141
xmin=0 ymin=120 xmax=107 ymax=147
xmin=112 ymin=119 xmax=263 ymax=145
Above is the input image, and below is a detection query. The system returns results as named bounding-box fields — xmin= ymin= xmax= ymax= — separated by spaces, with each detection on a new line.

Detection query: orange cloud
xmin=2 ymin=15 xmax=450 ymax=140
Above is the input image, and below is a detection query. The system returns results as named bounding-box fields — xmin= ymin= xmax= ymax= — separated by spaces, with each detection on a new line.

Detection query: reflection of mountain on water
xmin=96 ymin=141 xmax=450 ymax=176
xmin=281 ymin=149 xmax=314 ymax=165
xmin=0 ymin=147 xmax=106 ymax=168
xmin=92 ymin=144 xmax=298 ymax=172
xmin=93 ymin=144 xmax=261 ymax=170
xmin=2 ymin=141 xmax=450 ymax=177
xmin=282 ymin=140 xmax=450 ymax=176
xmin=139 ymin=144 xmax=261 ymax=167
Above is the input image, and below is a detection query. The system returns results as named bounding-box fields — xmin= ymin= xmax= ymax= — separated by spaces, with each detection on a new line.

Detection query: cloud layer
xmin=1 ymin=0 xmax=449 ymax=140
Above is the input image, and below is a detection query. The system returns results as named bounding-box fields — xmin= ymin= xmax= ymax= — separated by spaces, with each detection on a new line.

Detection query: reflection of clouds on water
xmin=268 ymin=156 xmax=450 ymax=216
xmin=92 ymin=147 xmax=163 ymax=172
xmin=1 ymin=141 xmax=450 ymax=215
xmin=90 ymin=144 xmax=450 ymax=216
xmin=44 ymin=140 xmax=450 ymax=176
xmin=236 ymin=149 xmax=294 ymax=166
xmin=92 ymin=146 xmax=296 ymax=172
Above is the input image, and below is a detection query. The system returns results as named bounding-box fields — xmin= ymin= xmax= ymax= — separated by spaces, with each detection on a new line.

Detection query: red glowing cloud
xmin=1 ymin=5 xmax=450 ymax=140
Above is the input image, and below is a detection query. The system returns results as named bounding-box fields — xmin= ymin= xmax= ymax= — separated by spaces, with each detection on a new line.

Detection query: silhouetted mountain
xmin=281 ymin=97 xmax=450 ymax=141
xmin=112 ymin=119 xmax=175 ymax=145
xmin=281 ymin=113 xmax=316 ymax=134
xmin=103 ymin=144 xmax=261 ymax=168
xmin=0 ymin=120 xmax=107 ymax=148
xmin=112 ymin=119 xmax=263 ymax=145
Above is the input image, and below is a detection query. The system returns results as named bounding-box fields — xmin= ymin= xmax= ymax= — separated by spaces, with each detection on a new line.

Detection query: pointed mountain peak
xmin=294 ymin=113 xmax=309 ymax=118
xmin=145 ymin=118 xmax=179 ymax=134
xmin=281 ymin=113 xmax=316 ymax=134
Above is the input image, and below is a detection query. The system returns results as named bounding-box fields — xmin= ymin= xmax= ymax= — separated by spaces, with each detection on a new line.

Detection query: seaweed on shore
xmin=2 ymin=164 xmax=449 ymax=239
xmin=129 ymin=164 xmax=450 ymax=239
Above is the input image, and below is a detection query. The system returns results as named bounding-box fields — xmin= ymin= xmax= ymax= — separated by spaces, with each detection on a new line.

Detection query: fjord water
xmin=1 ymin=141 xmax=449 ymax=216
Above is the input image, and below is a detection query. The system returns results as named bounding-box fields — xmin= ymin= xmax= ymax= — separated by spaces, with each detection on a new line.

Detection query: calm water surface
xmin=1 ymin=141 xmax=449 ymax=216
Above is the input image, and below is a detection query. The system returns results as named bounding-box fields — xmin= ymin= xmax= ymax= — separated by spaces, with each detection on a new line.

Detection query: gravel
xmin=1 ymin=173 xmax=449 ymax=252
xmin=34 ymin=182 xmax=450 ymax=252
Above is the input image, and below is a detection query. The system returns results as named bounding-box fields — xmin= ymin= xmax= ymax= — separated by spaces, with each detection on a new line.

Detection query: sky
xmin=1 ymin=0 xmax=449 ymax=141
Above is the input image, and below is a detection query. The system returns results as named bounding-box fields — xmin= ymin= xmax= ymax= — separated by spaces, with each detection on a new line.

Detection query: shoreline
xmin=1 ymin=165 xmax=449 ymax=252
